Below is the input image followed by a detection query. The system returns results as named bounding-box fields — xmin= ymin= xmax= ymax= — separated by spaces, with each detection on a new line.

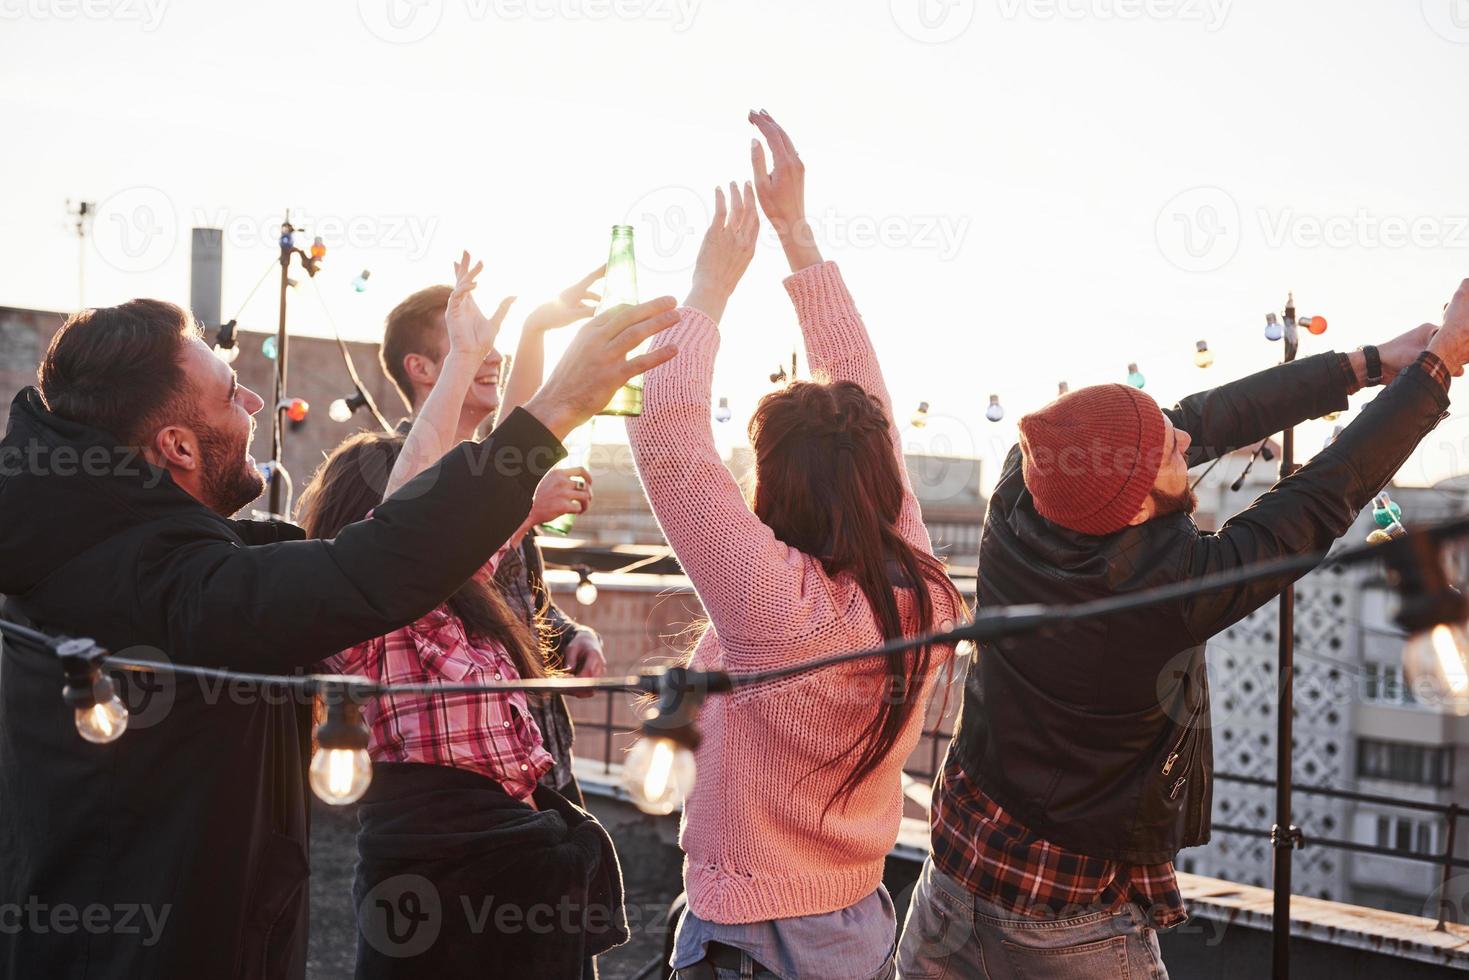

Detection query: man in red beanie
xmin=899 ymin=279 xmax=1469 ymax=979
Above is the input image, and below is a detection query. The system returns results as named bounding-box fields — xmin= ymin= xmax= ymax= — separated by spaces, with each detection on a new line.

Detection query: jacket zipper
xmin=1161 ymin=681 xmax=1205 ymax=777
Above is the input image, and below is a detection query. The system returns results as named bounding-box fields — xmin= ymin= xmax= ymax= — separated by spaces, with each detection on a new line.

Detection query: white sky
xmin=4 ymin=0 xmax=1469 ymax=493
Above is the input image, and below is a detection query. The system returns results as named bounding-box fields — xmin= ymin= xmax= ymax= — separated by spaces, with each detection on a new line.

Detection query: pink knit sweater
xmin=627 ymin=261 xmax=962 ymax=925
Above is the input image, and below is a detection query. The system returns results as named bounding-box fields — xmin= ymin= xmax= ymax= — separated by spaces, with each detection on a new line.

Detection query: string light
xmin=1057 ymin=382 xmax=1070 ymax=396
xmin=1384 ymin=533 xmax=1469 ymax=714
xmin=622 ymin=667 xmax=712 ymax=815
xmin=310 ymin=689 xmax=373 ymax=805
xmin=575 ymin=566 xmax=598 ymax=606
xmin=714 ymin=397 xmax=732 ymax=424
xmin=1304 ymin=314 xmax=1328 ymax=336
xmin=1373 ymin=492 xmax=1404 ymax=529
xmin=1265 ymin=313 xmax=1283 ymax=342
xmin=352 ymin=270 xmax=371 ymax=293
xmin=213 ymin=320 xmax=240 ymax=364
xmin=329 ymin=389 xmax=369 ymax=423
xmin=309 ymin=236 xmax=327 ymax=261
xmin=1126 ymin=363 xmax=1146 ymax=389
xmin=59 ymin=639 xmax=128 ymax=745
xmin=280 ymin=398 xmax=310 ymax=424
xmin=262 ymin=335 xmax=278 ymax=360
xmin=985 ymin=394 xmax=1004 ymax=422
xmin=769 ymin=364 xmax=788 ymax=384
xmin=911 ymin=401 xmax=930 ymax=428
xmin=1194 ymin=340 xmax=1214 ymax=369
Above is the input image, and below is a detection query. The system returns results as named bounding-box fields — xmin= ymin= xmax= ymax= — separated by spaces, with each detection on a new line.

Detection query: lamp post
xmin=266 ymin=213 xmax=324 ymax=519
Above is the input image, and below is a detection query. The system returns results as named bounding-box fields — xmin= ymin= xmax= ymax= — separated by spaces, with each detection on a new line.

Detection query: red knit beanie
xmin=1018 ymin=383 xmax=1167 ymax=536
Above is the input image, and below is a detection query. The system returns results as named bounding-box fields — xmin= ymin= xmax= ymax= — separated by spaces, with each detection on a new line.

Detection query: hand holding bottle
xmin=686 ymin=182 xmax=760 ymax=324
xmin=523 ymin=297 xmax=680 ymax=440
xmin=749 ymin=109 xmax=822 ymax=273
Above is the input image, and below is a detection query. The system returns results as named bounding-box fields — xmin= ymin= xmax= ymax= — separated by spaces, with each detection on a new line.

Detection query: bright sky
xmin=4 ymin=0 xmax=1469 ymax=493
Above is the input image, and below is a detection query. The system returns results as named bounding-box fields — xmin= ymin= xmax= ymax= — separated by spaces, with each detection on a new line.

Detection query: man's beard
xmin=196 ymin=416 xmax=265 ymax=517
xmin=1149 ymin=483 xmax=1198 ymax=519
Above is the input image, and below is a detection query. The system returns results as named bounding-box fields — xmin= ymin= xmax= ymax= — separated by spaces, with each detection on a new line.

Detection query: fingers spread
xmin=713 ymin=184 xmax=727 ymax=224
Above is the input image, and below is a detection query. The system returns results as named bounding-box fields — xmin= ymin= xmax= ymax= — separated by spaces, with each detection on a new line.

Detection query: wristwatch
xmin=1360 ymin=345 xmax=1383 ymax=385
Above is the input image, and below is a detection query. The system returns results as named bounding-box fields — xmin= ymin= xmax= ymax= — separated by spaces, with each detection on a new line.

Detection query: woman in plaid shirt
xmin=298 ymin=253 xmax=641 ymax=978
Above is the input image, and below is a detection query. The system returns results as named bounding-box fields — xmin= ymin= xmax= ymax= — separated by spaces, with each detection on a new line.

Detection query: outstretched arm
xmin=499 ymin=265 xmax=603 ymax=421
xmin=751 ymin=109 xmax=930 ymax=553
xmin=386 ymin=251 xmax=513 ymax=499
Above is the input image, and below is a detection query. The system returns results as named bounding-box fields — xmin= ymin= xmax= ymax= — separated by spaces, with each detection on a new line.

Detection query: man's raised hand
xmin=445 ymin=251 xmax=515 ymax=358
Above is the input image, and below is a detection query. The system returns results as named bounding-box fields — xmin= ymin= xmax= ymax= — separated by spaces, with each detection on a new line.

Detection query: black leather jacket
xmin=946 ymin=352 xmax=1450 ymax=863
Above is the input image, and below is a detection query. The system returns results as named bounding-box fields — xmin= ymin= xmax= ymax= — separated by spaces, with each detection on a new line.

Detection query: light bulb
xmin=1373 ymin=494 xmax=1403 ymax=528
xmin=1403 ymin=623 xmax=1469 ymax=715
xmin=714 ymin=397 xmax=732 ymax=424
xmin=1305 ymin=314 xmax=1328 ymax=335
xmin=1127 ymin=363 xmax=1146 ymax=389
xmin=1057 ymin=382 xmax=1069 ymax=396
xmin=1194 ymin=341 xmax=1214 ymax=369
xmin=284 ymin=398 xmax=310 ymax=423
xmin=352 ymin=270 xmax=371 ymax=293
xmin=623 ymin=736 xmax=697 ymax=815
xmin=985 ymin=394 xmax=1004 ymax=422
xmin=75 ymin=694 xmax=128 ymax=744
xmin=329 ymin=398 xmax=353 ymax=423
xmin=576 ymin=579 xmax=598 ymax=606
xmin=309 ymin=747 xmax=373 ymax=805
xmin=1265 ymin=313 xmax=1283 ymax=342
xmin=213 ymin=343 xmax=240 ymax=364
xmin=1320 ymin=410 xmax=1342 ymax=422
xmin=262 ymin=335 xmax=278 ymax=360
xmin=911 ymin=401 xmax=930 ymax=428
xmin=310 ymin=236 xmax=327 ymax=260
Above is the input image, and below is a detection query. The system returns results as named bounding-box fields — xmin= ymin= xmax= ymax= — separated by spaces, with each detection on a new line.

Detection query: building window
xmin=1363 ymin=661 xmax=1412 ymax=705
xmin=1371 ymin=813 xmax=1438 ymax=855
xmin=1357 ymin=738 xmax=1453 ymax=788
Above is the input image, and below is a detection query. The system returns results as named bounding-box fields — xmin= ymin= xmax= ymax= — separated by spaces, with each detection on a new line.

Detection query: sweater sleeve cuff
xmin=486 ymin=406 xmax=567 ymax=498
xmin=782 ymin=260 xmax=850 ymax=316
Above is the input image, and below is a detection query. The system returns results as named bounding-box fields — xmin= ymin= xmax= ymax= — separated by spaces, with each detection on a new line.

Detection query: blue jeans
xmin=895 ymin=857 xmax=1168 ymax=979
xmin=675 ymin=947 xmax=896 ymax=980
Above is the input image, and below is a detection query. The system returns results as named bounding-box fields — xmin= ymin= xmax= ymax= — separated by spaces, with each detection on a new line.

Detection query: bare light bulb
xmin=576 ymin=578 xmax=599 ymax=606
xmin=329 ymin=398 xmax=353 ymax=423
xmin=985 ymin=395 xmax=1004 ymax=422
xmin=309 ymin=747 xmax=373 ymax=805
xmin=1403 ymin=624 xmax=1469 ymax=715
xmin=911 ymin=401 xmax=930 ymax=428
xmin=76 ymin=693 xmax=128 ymax=744
xmin=714 ymin=397 xmax=732 ymax=424
xmin=623 ymin=736 xmax=697 ymax=815
xmin=1194 ymin=341 xmax=1214 ymax=369
xmin=1265 ymin=313 xmax=1283 ymax=342
xmin=1127 ymin=363 xmax=1146 ymax=389
xmin=213 ymin=343 xmax=240 ymax=365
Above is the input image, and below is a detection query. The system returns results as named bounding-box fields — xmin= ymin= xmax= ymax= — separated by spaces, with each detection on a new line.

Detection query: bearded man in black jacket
xmin=0 ymin=290 xmax=679 ymax=979
xmin=898 ymin=280 xmax=1469 ymax=979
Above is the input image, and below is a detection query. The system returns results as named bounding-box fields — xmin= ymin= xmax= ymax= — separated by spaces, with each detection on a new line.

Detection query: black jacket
xmin=0 ymin=388 xmax=563 ymax=979
xmin=947 ymin=353 xmax=1450 ymax=863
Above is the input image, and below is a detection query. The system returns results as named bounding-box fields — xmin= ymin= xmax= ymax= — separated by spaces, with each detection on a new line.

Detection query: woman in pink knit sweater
xmin=628 ymin=111 xmax=967 ymax=980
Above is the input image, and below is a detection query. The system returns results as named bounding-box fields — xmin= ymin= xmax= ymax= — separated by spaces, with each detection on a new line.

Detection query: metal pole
xmin=1438 ymin=803 xmax=1461 ymax=931
xmin=268 ymin=214 xmax=291 ymax=519
xmin=1271 ymin=294 xmax=1301 ymax=980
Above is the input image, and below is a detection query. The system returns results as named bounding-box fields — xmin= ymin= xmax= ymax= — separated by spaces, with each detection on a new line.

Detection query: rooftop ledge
xmin=575 ymin=759 xmax=1469 ymax=972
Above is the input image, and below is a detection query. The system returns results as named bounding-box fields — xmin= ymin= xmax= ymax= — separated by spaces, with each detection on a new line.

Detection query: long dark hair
xmin=747 ymin=380 xmax=964 ymax=810
xmin=296 ymin=430 xmax=549 ymax=681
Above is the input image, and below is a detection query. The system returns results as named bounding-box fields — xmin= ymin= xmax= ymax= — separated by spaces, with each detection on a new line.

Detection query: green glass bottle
xmin=596 ymin=224 xmax=642 ymax=417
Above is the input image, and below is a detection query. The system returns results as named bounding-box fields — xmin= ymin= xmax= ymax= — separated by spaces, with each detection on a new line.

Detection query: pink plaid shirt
xmin=323 ymin=549 xmax=553 ymax=801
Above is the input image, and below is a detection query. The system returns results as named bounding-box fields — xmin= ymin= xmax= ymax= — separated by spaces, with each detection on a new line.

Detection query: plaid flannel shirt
xmin=931 ymin=758 xmax=1188 ymax=929
xmin=323 ymin=549 xmax=553 ymax=800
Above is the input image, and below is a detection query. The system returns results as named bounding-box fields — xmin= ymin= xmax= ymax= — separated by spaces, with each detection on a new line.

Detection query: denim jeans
xmin=895 ymin=857 xmax=1169 ymax=979
xmin=675 ymin=947 xmax=897 ymax=980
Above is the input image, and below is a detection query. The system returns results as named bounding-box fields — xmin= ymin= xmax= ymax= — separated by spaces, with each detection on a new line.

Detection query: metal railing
xmin=575 ymin=697 xmax=1468 ymax=930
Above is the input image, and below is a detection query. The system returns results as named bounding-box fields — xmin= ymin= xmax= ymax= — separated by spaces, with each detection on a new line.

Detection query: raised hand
xmin=523 ymin=297 xmax=681 ymax=440
xmin=750 ymin=109 xmax=821 ymax=272
xmin=445 ymin=251 xmax=515 ymax=359
xmin=525 ymin=265 xmax=604 ymax=335
xmin=685 ymin=182 xmax=759 ymax=323
xmin=1429 ymin=279 xmax=1469 ymax=377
